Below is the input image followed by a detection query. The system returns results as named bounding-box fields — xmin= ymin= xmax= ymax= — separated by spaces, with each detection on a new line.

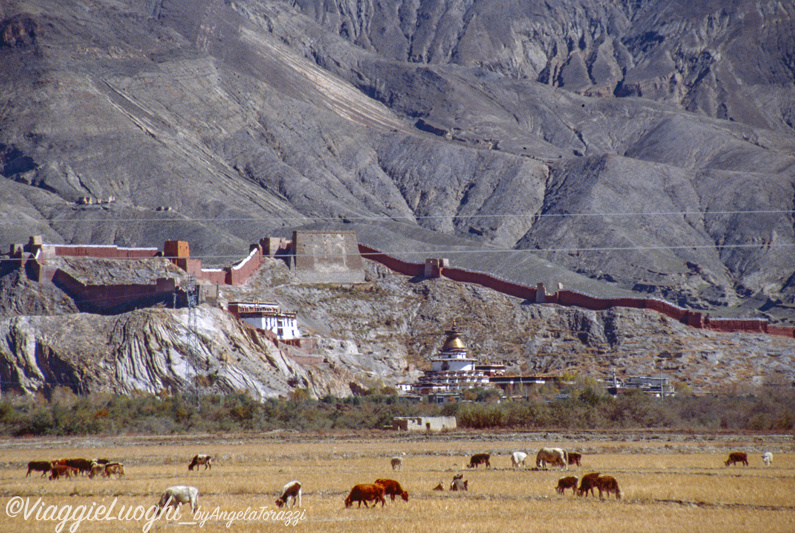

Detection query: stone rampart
xmin=357 ymin=246 xmax=794 ymax=339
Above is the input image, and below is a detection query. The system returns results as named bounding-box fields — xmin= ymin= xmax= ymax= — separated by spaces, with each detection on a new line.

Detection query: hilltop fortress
xmin=8 ymin=231 xmax=795 ymax=340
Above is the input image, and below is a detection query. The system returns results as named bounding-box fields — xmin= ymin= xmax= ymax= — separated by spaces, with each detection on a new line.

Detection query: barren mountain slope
xmin=0 ymin=0 xmax=793 ymax=324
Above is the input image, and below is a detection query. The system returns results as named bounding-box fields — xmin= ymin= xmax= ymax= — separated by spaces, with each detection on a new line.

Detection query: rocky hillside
xmin=1 ymin=256 xmax=792 ymax=398
xmin=0 ymin=0 xmax=793 ymax=326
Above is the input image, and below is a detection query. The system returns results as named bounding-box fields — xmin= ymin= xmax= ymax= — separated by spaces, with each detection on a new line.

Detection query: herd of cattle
xmin=457 ymin=448 xmax=621 ymax=500
xmin=26 ymin=458 xmax=125 ymax=480
xmin=22 ymin=448 xmax=773 ymax=513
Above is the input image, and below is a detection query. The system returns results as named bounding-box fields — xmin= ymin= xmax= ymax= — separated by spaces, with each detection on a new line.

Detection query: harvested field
xmin=0 ymin=431 xmax=792 ymax=532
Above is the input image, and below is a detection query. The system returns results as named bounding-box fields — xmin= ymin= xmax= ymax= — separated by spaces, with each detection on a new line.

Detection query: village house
xmin=392 ymin=416 xmax=457 ymax=432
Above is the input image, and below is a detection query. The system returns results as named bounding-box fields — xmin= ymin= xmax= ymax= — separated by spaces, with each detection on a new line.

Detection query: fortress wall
xmin=198 ymin=269 xmax=227 ymax=285
xmin=358 ymin=244 xmax=424 ymax=277
xmin=441 ymin=267 xmax=537 ymax=300
xmin=22 ymin=237 xmax=795 ymax=339
xmin=227 ymin=246 xmax=264 ymax=285
xmin=50 ymin=268 xmax=176 ymax=311
xmin=768 ymin=325 xmax=795 ymax=337
xmin=49 ymin=244 xmax=159 ymax=259
xmin=556 ymin=290 xmax=613 ymax=310
xmin=644 ymin=298 xmax=689 ymax=321
xmin=358 ymin=245 xmax=793 ymax=338
xmin=706 ymin=318 xmax=767 ymax=334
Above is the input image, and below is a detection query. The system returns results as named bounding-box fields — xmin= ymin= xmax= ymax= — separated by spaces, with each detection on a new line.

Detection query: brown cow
xmin=52 ymin=458 xmax=93 ymax=476
xmin=568 ymin=452 xmax=582 ymax=467
xmin=26 ymin=461 xmax=52 ymax=477
xmin=725 ymin=452 xmax=748 ymax=467
xmin=374 ymin=479 xmax=409 ymax=502
xmin=49 ymin=464 xmax=79 ymax=480
xmin=89 ymin=463 xmax=106 ymax=478
xmin=595 ymin=475 xmax=621 ymax=499
xmin=577 ymin=472 xmax=601 ymax=497
xmin=188 ymin=454 xmax=212 ymax=471
xmin=275 ymin=480 xmax=302 ymax=508
xmin=433 ymin=483 xmax=444 ymax=491
xmin=104 ymin=462 xmax=125 ymax=478
xmin=467 ymin=453 xmax=491 ymax=468
xmin=344 ymin=484 xmax=386 ymax=508
xmin=64 ymin=458 xmax=94 ymax=475
xmin=556 ymin=476 xmax=579 ymax=495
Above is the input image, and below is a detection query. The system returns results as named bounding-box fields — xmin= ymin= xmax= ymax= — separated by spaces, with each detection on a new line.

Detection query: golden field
xmin=0 ymin=432 xmax=792 ymax=533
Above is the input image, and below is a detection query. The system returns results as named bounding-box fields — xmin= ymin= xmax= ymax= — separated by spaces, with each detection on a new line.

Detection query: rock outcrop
xmin=0 ymin=306 xmax=354 ymax=399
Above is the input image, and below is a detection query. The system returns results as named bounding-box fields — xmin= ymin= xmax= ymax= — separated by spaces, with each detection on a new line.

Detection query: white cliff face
xmin=0 ymin=307 xmax=353 ymax=399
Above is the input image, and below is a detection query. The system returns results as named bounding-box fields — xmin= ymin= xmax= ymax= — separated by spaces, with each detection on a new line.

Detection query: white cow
xmin=536 ymin=447 xmax=568 ymax=470
xmin=762 ymin=452 xmax=773 ymax=467
xmin=511 ymin=451 xmax=528 ymax=468
xmin=275 ymin=480 xmax=302 ymax=508
xmin=157 ymin=485 xmax=199 ymax=514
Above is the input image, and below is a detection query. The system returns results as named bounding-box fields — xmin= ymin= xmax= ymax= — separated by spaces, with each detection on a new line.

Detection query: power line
xmin=0 ymin=208 xmax=792 ymax=225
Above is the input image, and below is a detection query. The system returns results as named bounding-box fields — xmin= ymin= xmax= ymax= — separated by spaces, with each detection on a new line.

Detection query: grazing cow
xmin=89 ymin=463 xmax=106 ymax=479
xmin=26 ymin=461 xmax=52 ymax=477
xmin=762 ymin=452 xmax=773 ymax=467
xmin=450 ymin=474 xmax=468 ymax=491
xmin=188 ymin=454 xmax=212 ymax=471
xmin=577 ymin=472 xmax=601 ymax=497
xmin=595 ymin=475 xmax=621 ymax=499
xmin=725 ymin=452 xmax=748 ymax=467
xmin=467 ymin=453 xmax=491 ymax=468
xmin=536 ymin=448 xmax=568 ymax=470
xmin=511 ymin=451 xmax=528 ymax=468
xmin=450 ymin=479 xmax=468 ymax=491
xmin=158 ymin=486 xmax=199 ymax=514
xmin=390 ymin=456 xmax=403 ymax=471
xmin=63 ymin=458 xmax=94 ymax=475
xmin=344 ymin=483 xmax=386 ymax=508
xmin=49 ymin=464 xmax=79 ymax=480
xmin=275 ymin=480 xmax=302 ymax=508
xmin=568 ymin=452 xmax=582 ymax=467
xmin=105 ymin=462 xmax=125 ymax=478
xmin=374 ymin=479 xmax=409 ymax=502
xmin=556 ymin=476 xmax=579 ymax=495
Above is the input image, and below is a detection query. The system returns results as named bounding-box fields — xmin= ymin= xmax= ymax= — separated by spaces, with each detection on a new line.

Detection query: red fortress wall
xmin=15 ymin=236 xmax=793 ymax=339
xmin=163 ymin=240 xmax=263 ymax=285
xmin=358 ymin=245 xmax=794 ymax=339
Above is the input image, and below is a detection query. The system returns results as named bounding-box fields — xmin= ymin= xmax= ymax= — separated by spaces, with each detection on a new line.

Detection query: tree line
xmin=0 ymin=384 xmax=791 ymax=436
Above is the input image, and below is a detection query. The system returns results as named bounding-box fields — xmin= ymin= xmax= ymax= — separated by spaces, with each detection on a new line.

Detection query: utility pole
xmin=185 ymin=275 xmax=201 ymax=409
xmin=186 ymin=274 xmax=198 ymax=354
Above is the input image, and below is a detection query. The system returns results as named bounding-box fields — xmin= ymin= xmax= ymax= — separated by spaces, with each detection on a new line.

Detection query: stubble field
xmin=0 ymin=431 xmax=792 ymax=533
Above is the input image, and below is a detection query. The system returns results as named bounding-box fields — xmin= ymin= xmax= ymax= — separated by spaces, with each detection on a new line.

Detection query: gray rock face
xmin=0 ymin=0 xmax=793 ymax=327
xmin=0 ymin=306 xmax=354 ymax=399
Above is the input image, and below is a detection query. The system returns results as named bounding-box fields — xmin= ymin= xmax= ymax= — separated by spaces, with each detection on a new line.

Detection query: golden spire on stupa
xmin=442 ymin=320 xmax=466 ymax=351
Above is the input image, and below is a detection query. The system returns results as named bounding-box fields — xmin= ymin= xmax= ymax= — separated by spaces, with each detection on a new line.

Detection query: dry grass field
xmin=0 ymin=432 xmax=792 ymax=533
